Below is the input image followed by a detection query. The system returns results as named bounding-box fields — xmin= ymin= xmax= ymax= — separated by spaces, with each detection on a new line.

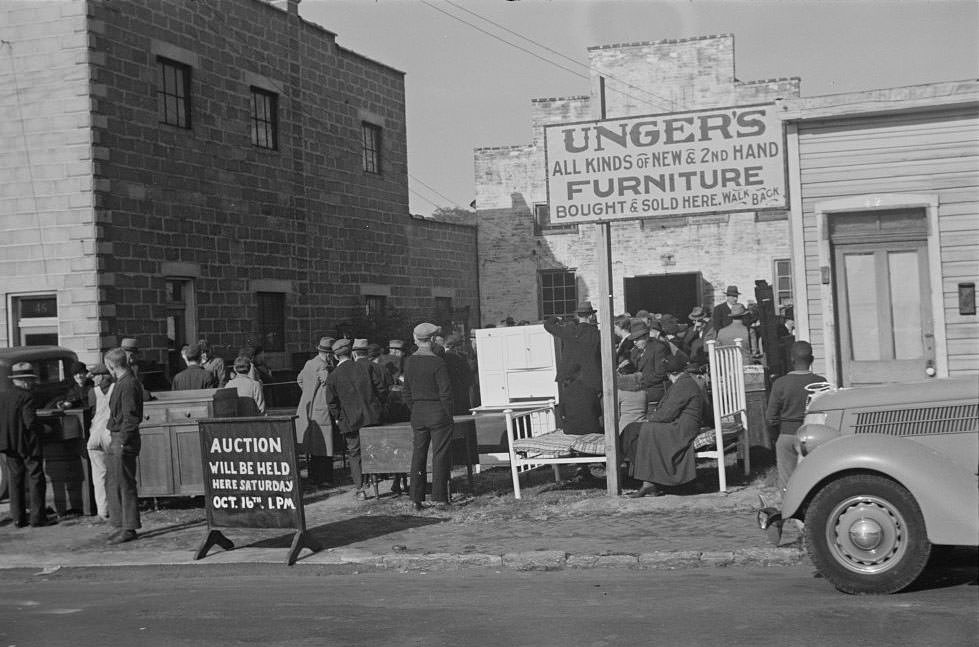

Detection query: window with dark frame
xmin=157 ymin=57 xmax=191 ymax=128
xmin=540 ymin=270 xmax=577 ymax=318
xmin=773 ymin=258 xmax=793 ymax=310
xmin=250 ymin=87 xmax=278 ymax=150
xmin=256 ymin=292 xmax=286 ymax=352
xmin=364 ymin=294 xmax=386 ymax=319
xmin=434 ymin=296 xmax=452 ymax=323
xmin=362 ymin=122 xmax=382 ymax=174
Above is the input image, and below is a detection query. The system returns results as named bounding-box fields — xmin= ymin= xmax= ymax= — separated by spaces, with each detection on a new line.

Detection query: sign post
xmin=195 ymin=416 xmax=320 ymax=566
xmin=596 ymin=221 xmax=620 ymax=495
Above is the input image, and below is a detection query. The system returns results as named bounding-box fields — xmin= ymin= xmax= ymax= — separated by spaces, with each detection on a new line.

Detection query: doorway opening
xmin=623 ymin=273 xmax=703 ymax=320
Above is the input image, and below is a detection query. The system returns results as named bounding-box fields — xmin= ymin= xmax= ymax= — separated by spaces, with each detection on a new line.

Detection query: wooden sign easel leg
xmin=195 ymin=529 xmax=235 ymax=560
xmin=286 ymin=530 xmax=322 ymax=566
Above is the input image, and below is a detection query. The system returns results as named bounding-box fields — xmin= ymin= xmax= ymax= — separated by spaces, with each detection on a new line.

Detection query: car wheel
xmin=805 ymin=474 xmax=931 ymax=594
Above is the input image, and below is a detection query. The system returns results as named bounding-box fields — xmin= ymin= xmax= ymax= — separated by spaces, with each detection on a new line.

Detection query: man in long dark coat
xmin=543 ymin=301 xmax=602 ymax=436
xmin=326 ymin=338 xmax=386 ymax=499
xmin=0 ymin=362 xmax=50 ymax=527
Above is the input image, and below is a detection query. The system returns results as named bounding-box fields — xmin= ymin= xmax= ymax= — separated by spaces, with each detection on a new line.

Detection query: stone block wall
xmin=0 ymin=0 xmax=99 ymax=360
xmin=80 ymin=0 xmax=471 ymax=368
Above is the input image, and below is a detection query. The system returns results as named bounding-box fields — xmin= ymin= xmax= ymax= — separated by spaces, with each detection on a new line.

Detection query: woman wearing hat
xmin=0 ymin=362 xmax=51 ymax=526
xmin=296 ymin=337 xmax=337 ymax=487
xmin=620 ymin=353 xmax=706 ymax=497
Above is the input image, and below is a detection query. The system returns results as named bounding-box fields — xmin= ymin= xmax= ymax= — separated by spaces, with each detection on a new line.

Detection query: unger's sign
xmin=544 ymin=104 xmax=787 ymax=223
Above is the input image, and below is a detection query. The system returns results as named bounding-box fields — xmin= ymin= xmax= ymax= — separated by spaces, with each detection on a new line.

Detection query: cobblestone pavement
xmin=0 ymin=468 xmax=804 ymax=571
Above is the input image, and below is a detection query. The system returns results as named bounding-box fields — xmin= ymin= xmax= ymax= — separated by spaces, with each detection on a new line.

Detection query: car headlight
xmin=796 ymin=417 xmax=839 ymax=457
xmin=803 ymin=412 xmax=827 ymax=427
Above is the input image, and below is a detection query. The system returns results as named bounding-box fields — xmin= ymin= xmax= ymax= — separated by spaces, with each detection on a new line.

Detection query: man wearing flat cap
xmin=711 ymin=285 xmax=743 ymax=333
xmin=86 ymin=363 xmax=115 ymax=520
xmin=326 ymin=337 xmax=386 ymax=499
xmin=543 ymin=301 xmax=603 ymax=436
xmin=1 ymin=362 xmax=51 ymax=527
xmin=403 ymin=322 xmax=454 ymax=510
xmin=296 ymin=336 xmax=337 ymax=487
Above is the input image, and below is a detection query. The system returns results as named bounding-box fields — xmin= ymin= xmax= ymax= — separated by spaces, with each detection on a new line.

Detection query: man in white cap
xmin=403 ymin=322 xmax=454 ymax=511
xmin=1 ymin=362 xmax=51 ymax=527
xmin=85 ymin=362 xmax=114 ymax=521
xmin=326 ymin=338 xmax=386 ymax=499
xmin=296 ymin=336 xmax=336 ymax=487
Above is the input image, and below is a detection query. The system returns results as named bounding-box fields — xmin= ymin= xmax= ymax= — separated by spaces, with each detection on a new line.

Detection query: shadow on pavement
xmin=246 ymin=514 xmax=445 ymax=551
xmin=903 ymin=547 xmax=979 ymax=593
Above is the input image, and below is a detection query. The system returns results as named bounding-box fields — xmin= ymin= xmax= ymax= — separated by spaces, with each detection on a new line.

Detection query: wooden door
xmin=833 ymin=241 xmax=934 ymax=385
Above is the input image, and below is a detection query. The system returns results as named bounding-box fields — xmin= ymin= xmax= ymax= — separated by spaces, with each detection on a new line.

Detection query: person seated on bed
xmin=619 ymin=353 xmax=704 ymax=498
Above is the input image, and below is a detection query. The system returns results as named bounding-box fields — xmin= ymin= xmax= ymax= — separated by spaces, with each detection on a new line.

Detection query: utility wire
xmin=408 ymin=187 xmax=444 ymax=211
xmin=408 ymin=172 xmax=457 ymax=206
xmin=420 ymin=1 xmax=592 ymax=85
xmin=443 ymin=0 xmax=675 ymax=110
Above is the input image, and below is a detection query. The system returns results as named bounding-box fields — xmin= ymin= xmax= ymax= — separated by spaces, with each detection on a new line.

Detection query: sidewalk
xmin=0 ymin=468 xmax=805 ymax=572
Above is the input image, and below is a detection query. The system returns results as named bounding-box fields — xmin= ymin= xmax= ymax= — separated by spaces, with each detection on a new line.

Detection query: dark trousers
xmin=106 ymin=437 xmax=140 ymax=530
xmin=558 ymin=380 xmax=602 ymax=435
xmin=343 ymin=430 xmax=363 ymax=489
xmin=307 ymin=455 xmax=333 ymax=485
xmin=409 ymin=404 xmax=453 ymax=504
xmin=4 ymin=451 xmax=46 ymax=526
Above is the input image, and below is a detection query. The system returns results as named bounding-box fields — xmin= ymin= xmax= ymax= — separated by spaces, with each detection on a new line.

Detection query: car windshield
xmin=35 ymin=357 xmax=69 ymax=385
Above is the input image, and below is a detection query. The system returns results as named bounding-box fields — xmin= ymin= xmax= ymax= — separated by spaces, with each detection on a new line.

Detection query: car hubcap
xmin=827 ymin=495 xmax=906 ymax=574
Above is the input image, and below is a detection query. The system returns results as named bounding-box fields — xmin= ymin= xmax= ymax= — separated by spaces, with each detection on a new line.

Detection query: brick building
xmin=1 ymin=0 xmax=478 ymax=373
xmin=474 ymin=34 xmax=800 ymax=326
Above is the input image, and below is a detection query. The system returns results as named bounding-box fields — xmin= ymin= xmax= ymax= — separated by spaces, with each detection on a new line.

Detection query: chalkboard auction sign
xmin=195 ymin=416 xmax=319 ymax=565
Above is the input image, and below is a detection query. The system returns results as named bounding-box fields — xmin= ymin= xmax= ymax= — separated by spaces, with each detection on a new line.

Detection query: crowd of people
xmin=3 ymin=288 xmax=808 ymax=535
xmin=293 ymin=327 xmax=475 ymax=510
xmin=1 ymin=325 xmax=479 ymax=539
xmin=541 ymin=284 xmax=810 ymax=498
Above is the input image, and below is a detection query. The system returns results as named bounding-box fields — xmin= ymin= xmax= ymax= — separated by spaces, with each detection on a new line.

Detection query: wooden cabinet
xmin=136 ymin=388 xmax=226 ymax=497
xmin=475 ymin=325 xmax=558 ymax=408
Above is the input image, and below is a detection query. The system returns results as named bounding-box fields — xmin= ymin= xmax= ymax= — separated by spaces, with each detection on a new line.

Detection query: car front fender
xmin=783 ymin=433 xmax=979 ymax=546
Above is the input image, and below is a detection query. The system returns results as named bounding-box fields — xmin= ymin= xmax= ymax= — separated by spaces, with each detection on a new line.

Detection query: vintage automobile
xmin=0 ymin=346 xmax=81 ymax=502
xmin=758 ymin=376 xmax=979 ymax=594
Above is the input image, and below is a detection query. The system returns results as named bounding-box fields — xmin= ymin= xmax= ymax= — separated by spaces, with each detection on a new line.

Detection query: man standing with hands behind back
xmin=104 ymin=347 xmax=144 ymax=544
xmin=403 ymin=322 xmax=454 ymax=511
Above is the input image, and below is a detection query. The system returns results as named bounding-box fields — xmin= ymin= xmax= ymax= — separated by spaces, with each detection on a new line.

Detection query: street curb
xmin=0 ymin=546 xmax=805 ymax=572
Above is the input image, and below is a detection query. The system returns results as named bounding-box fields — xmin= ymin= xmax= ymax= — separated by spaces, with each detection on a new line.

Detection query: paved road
xmin=1 ymin=561 xmax=975 ymax=647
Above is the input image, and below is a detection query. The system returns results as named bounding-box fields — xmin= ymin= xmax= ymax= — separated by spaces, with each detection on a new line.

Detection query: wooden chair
xmin=696 ymin=339 xmax=751 ymax=492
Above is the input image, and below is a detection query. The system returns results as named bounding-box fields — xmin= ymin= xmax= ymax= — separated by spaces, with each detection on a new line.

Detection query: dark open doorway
xmin=624 ymin=273 xmax=703 ymax=320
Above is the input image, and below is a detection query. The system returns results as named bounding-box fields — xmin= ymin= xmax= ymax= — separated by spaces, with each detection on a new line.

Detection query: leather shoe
xmin=627 ymin=483 xmax=664 ymax=498
xmin=109 ymin=529 xmax=138 ymax=545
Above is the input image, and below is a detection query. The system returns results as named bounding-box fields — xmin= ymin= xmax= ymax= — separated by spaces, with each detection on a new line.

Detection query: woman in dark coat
xmin=620 ymin=354 xmax=704 ymax=497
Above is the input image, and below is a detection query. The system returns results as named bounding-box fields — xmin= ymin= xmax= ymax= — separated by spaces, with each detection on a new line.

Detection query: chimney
xmin=270 ymin=0 xmax=300 ymax=16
